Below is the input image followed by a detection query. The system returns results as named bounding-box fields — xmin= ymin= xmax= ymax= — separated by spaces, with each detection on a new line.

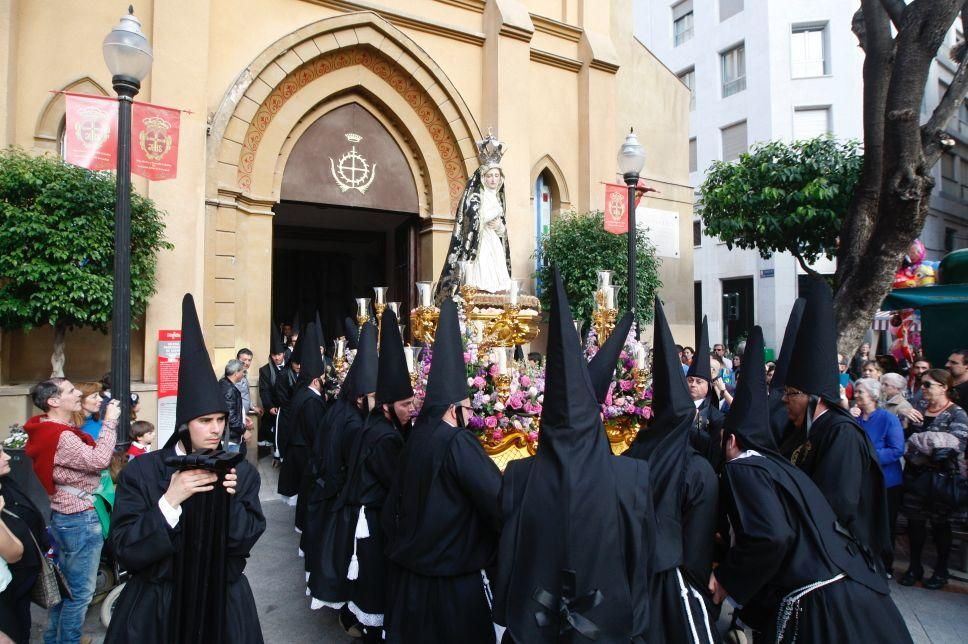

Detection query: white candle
xmin=334 ymin=337 xmax=346 ymax=356
xmin=604 ymin=286 xmax=616 ymax=310
xmin=373 ymin=286 xmax=388 ymax=305
xmin=416 ymin=281 xmax=433 ymax=307
xmin=597 ymin=270 xmax=614 ymax=290
xmin=495 ymin=347 xmax=508 ymax=373
xmin=404 ymin=346 xmax=422 ymax=373
xmin=508 ymin=280 xmax=520 ymax=306
xmin=635 ymin=344 xmax=647 ymax=369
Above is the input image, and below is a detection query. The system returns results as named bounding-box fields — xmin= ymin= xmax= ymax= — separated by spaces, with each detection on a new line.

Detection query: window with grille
xmin=721 ymin=44 xmax=746 ymax=97
xmin=689 ymin=137 xmax=698 ymax=173
xmin=693 ymin=220 xmax=702 ymax=247
xmin=721 ymin=121 xmax=748 ymax=162
xmin=673 ymin=1 xmax=694 ymax=47
xmin=942 ymin=152 xmax=958 ymax=196
xmin=679 ymin=67 xmax=696 ymax=111
xmin=791 ymin=24 xmax=829 ymax=78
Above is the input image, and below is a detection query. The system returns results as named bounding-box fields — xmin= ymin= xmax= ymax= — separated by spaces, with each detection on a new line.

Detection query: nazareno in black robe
xmin=381 ymin=418 xmax=503 ymax=644
xmin=689 ymin=396 xmax=725 ymax=472
xmin=104 ymin=447 xmax=266 ymax=644
xmin=284 ymin=387 xmax=325 ymax=533
xmin=338 ymin=411 xmax=404 ymax=626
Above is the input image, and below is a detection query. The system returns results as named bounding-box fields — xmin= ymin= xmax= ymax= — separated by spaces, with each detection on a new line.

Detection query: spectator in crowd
xmin=765 ymin=361 xmax=776 ymax=387
xmin=900 ymin=369 xmax=968 ymax=590
xmin=126 ymin=420 xmax=155 ymax=459
xmin=712 ymin=343 xmax=726 ymax=362
xmin=850 ymin=342 xmax=871 ymax=380
xmin=909 ymin=358 xmax=931 ymax=406
xmin=731 ymin=352 xmax=742 ymax=379
xmin=235 ymin=348 xmax=262 ymax=417
xmin=862 ymin=360 xmax=884 ymax=380
xmin=23 ymin=378 xmax=120 ymax=643
xmin=72 ymin=382 xmax=104 ymax=440
xmin=129 ymin=393 xmax=141 ymax=422
xmin=853 ymin=378 xmax=905 ymax=575
xmin=259 ymin=336 xmax=287 ymax=447
xmin=681 ymin=345 xmax=694 ymax=369
xmin=881 ymin=372 xmax=915 ymax=423
xmin=220 ymin=359 xmax=250 ymax=453
xmin=946 ymin=349 xmax=968 ymax=404
xmin=0 ymin=444 xmax=46 ymax=643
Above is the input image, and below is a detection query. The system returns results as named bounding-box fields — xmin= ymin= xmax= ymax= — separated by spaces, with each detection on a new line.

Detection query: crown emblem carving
xmin=476 ymin=129 xmax=506 ymax=168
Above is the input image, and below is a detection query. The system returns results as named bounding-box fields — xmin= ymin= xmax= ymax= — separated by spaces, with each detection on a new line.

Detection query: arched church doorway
xmin=273 ymin=103 xmax=419 ymax=343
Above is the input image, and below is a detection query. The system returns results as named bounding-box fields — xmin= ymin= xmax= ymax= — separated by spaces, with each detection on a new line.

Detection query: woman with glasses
xmin=899 ymin=369 xmax=968 ymax=590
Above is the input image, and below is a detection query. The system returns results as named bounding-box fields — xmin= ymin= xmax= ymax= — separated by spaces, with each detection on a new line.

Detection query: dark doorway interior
xmin=272 ymin=201 xmax=418 ymax=346
xmin=721 ymin=277 xmax=754 ymax=353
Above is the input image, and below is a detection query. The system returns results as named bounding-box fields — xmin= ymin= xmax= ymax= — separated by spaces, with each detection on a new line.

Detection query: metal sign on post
xmin=156 ymin=330 xmax=181 ymax=448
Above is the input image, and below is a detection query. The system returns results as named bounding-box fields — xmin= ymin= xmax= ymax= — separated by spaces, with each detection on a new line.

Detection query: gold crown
xmin=476 ymin=131 xmax=506 ymax=167
xmin=142 ymin=115 xmax=171 ymax=130
xmin=345 ymin=132 xmax=363 ymax=143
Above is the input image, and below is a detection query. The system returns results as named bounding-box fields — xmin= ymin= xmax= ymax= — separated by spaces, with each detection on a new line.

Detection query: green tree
xmin=698 ymin=137 xmax=863 ymax=275
xmin=533 ymin=210 xmax=662 ymax=327
xmin=0 ymin=148 xmax=172 ymax=376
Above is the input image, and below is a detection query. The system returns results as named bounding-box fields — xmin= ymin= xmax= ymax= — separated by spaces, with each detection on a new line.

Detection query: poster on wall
xmin=156 ymin=329 xmax=182 ymax=449
xmin=639 ymin=207 xmax=681 ymax=259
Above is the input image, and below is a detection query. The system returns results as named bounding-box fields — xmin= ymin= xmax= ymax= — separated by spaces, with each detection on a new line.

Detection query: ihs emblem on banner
xmin=607 ymin=190 xmax=626 ymax=223
xmin=330 ymin=132 xmax=376 ymax=194
xmin=139 ymin=116 xmax=174 ymax=161
xmin=73 ymin=106 xmax=111 ymax=149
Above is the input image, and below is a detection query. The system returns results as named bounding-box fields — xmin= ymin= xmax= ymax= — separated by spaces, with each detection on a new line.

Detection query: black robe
xmin=279 ymin=387 xmax=324 ymax=508
xmin=273 ymin=366 xmax=299 ymax=457
xmin=689 ymin=398 xmax=724 ymax=472
xmin=339 ymin=412 xmax=405 ymax=624
xmin=104 ymin=448 xmax=266 ymax=644
xmin=381 ymin=420 xmax=502 ymax=644
xmin=768 ymin=389 xmax=807 ymax=460
xmin=0 ymin=477 xmax=46 ymax=644
xmin=715 ymin=452 xmax=911 ymax=643
xmin=790 ymin=408 xmax=892 ymax=566
xmin=644 ymin=451 xmax=720 ymax=644
xmin=306 ymin=399 xmax=364 ymax=605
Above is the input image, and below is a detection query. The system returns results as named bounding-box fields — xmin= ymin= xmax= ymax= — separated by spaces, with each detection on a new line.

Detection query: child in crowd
xmin=126 ymin=420 xmax=155 ymax=458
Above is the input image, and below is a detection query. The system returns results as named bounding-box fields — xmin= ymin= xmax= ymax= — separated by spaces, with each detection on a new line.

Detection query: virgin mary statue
xmin=434 ymin=133 xmax=513 ymax=303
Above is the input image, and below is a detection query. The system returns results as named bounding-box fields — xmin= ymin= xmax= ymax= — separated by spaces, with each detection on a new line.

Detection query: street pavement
xmin=27 ymin=454 xmax=968 ymax=643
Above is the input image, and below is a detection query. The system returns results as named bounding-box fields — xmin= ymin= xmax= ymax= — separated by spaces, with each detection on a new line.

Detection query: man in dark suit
xmin=219 ymin=359 xmax=248 ymax=453
xmin=259 ymin=327 xmax=288 ymax=446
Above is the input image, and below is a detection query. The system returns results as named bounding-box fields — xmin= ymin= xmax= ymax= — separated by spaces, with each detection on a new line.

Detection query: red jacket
xmin=23 ymin=415 xmax=95 ymax=494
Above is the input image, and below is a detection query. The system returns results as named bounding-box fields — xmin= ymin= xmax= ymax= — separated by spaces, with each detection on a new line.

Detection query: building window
xmin=673 ymin=1 xmax=694 ymax=47
xmin=721 ymin=43 xmax=746 ymax=97
xmin=689 ymin=137 xmax=698 ymax=173
xmin=793 ymin=107 xmax=831 ymax=140
xmin=791 ymin=24 xmax=829 ymax=78
xmin=721 ymin=120 xmax=748 ymax=162
xmin=945 ymin=227 xmax=957 ymax=253
xmin=959 ymin=100 xmax=968 ymax=137
xmin=693 ymin=220 xmax=702 ymax=247
xmin=679 ymin=67 xmax=696 ymax=111
xmin=961 ymin=158 xmax=968 ymax=201
xmin=720 ymin=0 xmax=743 ymax=22
xmin=941 ymin=152 xmax=958 ymax=196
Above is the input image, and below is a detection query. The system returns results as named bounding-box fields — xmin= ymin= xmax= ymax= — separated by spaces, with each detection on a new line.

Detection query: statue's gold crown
xmin=476 ymin=131 xmax=506 ymax=167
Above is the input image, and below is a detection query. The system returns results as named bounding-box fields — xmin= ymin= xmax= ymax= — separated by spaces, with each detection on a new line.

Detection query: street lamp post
xmin=103 ymin=6 xmax=153 ymax=446
xmin=617 ymin=128 xmax=646 ymax=337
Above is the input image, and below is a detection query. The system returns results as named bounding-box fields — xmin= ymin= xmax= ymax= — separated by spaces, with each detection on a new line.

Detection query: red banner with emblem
xmin=64 ymin=93 xmax=118 ymax=171
xmin=603 ymin=183 xmax=628 ymax=234
xmin=131 ymin=101 xmax=181 ymax=181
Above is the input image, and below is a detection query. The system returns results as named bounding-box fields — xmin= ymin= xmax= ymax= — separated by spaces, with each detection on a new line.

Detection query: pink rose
xmin=491 ymin=430 xmax=504 ymax=441
xmin=484 ymin=416 xmax=498 ymax=428
xmin=463 ymin=352 xmax=472 ymax=364
xmin=489 ymin=364 xmax=500 ymax=377
xmin=519 ymin=375 xmax=531 ymax=387
xmin=620 ymin=379 xmax=634 ymax=391
xmin=472 ymin=376 xmax=486 ymax=389
xmin=528 ymin=431 xmax=539 ymax=442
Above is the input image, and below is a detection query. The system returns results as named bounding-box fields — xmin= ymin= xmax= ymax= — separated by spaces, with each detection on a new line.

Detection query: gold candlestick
xmin=355 ymin=297 xmax=371 ymax=327
xmin=495 ymin=373 xmax=512 ymax=404
xmin=410 ymin=306 xmax=440 ymax=345
xmin=375 ymin=302 xmax=386 ymax=343
xmin=459 ymin=283 xmax=478 ymax=308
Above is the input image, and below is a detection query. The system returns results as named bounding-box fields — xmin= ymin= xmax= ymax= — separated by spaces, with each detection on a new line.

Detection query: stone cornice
xmin=530 ymin=49 xmax=582 ymax=73
xmin=530 ymin=15 xmax=582 ymax=43
xmin=307 ymin=0 xmax=485 ymax=45
xmin=498 ymin=22 xmax=534 ymax=42
xmin=435 ymin=0 xmax=485 ymax=12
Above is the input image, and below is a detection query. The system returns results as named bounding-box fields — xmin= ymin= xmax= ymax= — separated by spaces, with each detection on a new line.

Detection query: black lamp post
xmin=617 ymin=128 xmax=646 ymax=337
xmin=103 ymin=6 xmax=153 ymax=446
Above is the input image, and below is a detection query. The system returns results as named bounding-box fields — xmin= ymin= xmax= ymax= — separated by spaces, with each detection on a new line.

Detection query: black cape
xmin=716 ymin=453 xmax=910 ymax=643
xmin=790 ymin=407 xmax=892 ymax=567
xmin=104 ymin=448 xmax=266 ymax=644
xmin=284 ymin=387 xmax=326 ymax=526
xmin=0 ymin=477 xmax=46 ymax=644
xmin=689 ymin=397 xmax=725 ymax=472
xmin=381 ymin=419 xmax=503 ymax=644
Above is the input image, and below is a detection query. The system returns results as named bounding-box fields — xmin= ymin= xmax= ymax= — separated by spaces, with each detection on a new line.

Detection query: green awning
xmin=880 ymin=285 xmax=968 ymax=367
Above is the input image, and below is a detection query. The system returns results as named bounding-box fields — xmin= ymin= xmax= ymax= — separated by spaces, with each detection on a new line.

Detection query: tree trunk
xmin=50 ymin=323 xmax=66 ymax=378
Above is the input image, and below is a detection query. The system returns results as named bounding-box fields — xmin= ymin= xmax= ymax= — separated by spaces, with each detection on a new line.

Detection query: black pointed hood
xmin=270 ymin=320 xmax=285 ymax=355
xmin=588 ymin=312 xmax=633 ymax=404
xmin=770 ymin=298 xmax=806 ymax=392
xmin=785 ymin=279 xmax=840 ymax=403
xmin=344 ymin=317 xmax=360 ymax=351
xmin=299 ymin=322 xmax=325 ymax=382
xmin=291 ymin=311 xmax=301 ymax=336
xmin=725 ymin=326 xmax=779 ymax=454
xmin=167 ymin=294 xmax=225 ymax=448
xmin=624 ymin=298 xmax=694 ymax=572
xmin=348 ymin=322 xmax=378 ymax=398
xmin=421 ymin=298 xmax=468 ymax=413
xmin=289 ymin=323 xmax=306 ymax=365
xmin=686 ymin=316 xmax=712 ymax=382
xmin=376 ymin=309 xmax=414 ymax=404
xmin=496 ymin=268 xmax=641 ymax=642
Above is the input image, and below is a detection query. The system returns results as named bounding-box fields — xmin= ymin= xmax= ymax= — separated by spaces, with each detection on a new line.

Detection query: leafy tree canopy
xmin=533 ymin=210 xmax=662 ymax=326
xmin=698 ymin=137 xmax=863 ymax=274
xmin=0 ymin=148 xmax=172 ymax=332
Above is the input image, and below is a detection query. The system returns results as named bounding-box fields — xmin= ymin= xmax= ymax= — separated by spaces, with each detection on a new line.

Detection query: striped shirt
xmin=51 ymin=419 xmax=117 ymax=514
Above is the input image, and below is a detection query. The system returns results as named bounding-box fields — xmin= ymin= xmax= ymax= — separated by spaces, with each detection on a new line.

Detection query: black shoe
xmin=923 ymin=573 xmax=948 ymax=590
xmin=898 ymin=568 xmax=923 ymax=586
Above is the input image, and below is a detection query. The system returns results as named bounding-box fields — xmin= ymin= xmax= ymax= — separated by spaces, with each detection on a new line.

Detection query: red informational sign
xmin=604 ymin=183 xmax=629 ymax=234
xmin=131 ymin=102 xmax=181 ymax=181
xmin=64 ymin=93 xmax=118 ymax=171
xmin=157 ymin=330 xmax=182 ymax=447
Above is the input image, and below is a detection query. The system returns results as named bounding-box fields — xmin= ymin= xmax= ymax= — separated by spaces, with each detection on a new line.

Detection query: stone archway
xmin=203 ymin=12 xmax=481 ymax=363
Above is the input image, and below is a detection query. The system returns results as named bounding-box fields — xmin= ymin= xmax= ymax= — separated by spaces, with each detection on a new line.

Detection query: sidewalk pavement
xmin=29 ymin=454 xmax=968 ymax=643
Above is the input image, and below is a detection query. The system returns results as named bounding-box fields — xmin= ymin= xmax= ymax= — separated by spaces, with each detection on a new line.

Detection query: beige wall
xmin=0 ymin=0 xmax=692 ymax=426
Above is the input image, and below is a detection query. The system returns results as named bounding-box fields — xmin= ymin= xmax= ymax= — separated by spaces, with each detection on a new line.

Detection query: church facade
xmin=0 ymin=0 xmax=692 ymax=424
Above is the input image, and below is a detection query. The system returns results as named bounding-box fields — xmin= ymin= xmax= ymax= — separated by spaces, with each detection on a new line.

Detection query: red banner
xmin=131 ymin=102 xmax=181 ymax=181
xmin=64 ymin=94 xmax=118 ymax=171
xmin=604 ymin=183 xmax=628 ymax=234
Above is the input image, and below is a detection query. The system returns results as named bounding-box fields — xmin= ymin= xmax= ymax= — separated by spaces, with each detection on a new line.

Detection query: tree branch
xmin=793 ymin=251 xmax=821 ymax=278
xmin=961 ymin=0 xmax=968 ymax=36
xmin=879 ymin=0 xmax=906 ymax=29
xmin=922 ymin=46 xmax=968 ymax=164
